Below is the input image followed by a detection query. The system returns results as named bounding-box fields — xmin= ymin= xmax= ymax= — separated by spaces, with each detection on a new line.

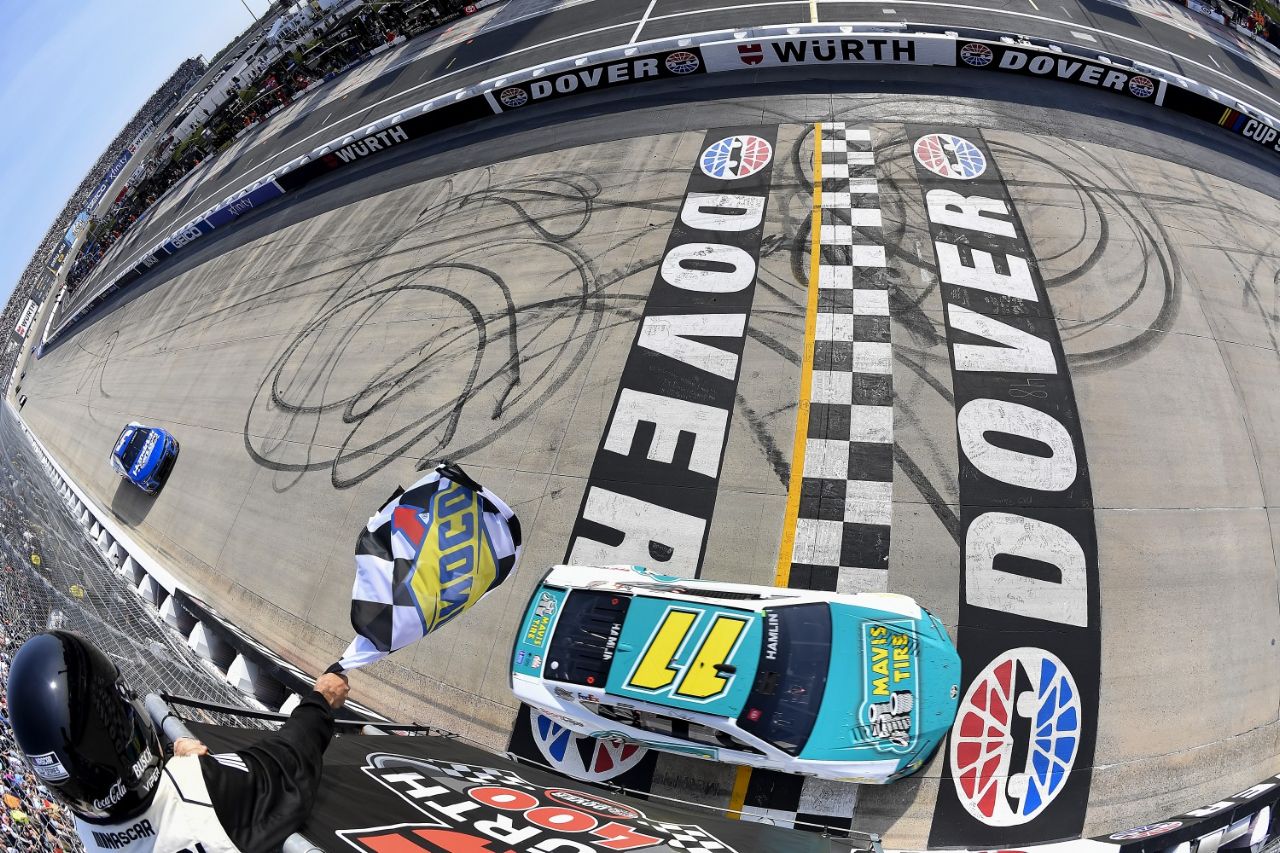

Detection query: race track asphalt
xmin=16 ymin=55 xmax=1280 ymax=846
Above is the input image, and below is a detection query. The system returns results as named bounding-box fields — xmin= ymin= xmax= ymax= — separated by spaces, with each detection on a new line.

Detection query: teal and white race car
xmin=511 ymin=565 xmax=961 ymax=783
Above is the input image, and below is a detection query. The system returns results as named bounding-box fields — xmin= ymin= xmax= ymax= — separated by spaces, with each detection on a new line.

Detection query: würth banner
xmin=701 ymin=35 xmax=956 ymax=71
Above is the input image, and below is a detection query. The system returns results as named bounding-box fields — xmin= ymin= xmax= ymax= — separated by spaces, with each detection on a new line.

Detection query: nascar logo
xmin=914 ymin=133 xmax=986 ymax=180
xmin=699 ymin=134 xmax=773 ymax=180
xmin=950 ymin=648 xmax=1081 ymax=826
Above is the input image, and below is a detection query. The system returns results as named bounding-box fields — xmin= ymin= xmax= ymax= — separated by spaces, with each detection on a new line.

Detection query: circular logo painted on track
xmin=700 ymin=134 xmax=774 ymax=180
xmin=1110 ymin=821 xmax=1183 ymax=841
xmin=665 ymin=51 xmax=701 ymax=74
xmin=950 ymin=648 xmax=1081 ymax=826
xmin=914 ymin=133 xmax=986 ymax=179
xmin=1128 ymin=75 xmax=1156 ymax=98
xmin=530 ymin=710 xmax=648 ymax=783
xmin=499 ymin=86 xmax=529 ymax=108
xmin=960 ymin=43 xmax=995 ymax=67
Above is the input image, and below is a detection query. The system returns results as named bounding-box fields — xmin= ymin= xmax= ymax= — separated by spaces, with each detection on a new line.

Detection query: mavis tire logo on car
xmin=960 ymin=43 xmax=995 ymax=67
xmin=914 ymin=133 xmax=987 ymax=179
xmin=131 ymin=432 xmax=159 ymax=476
xmin=700 ymin=134 xmax=774 ymax=180
xmin=950 ymin=649 xmax=1081 ymax=826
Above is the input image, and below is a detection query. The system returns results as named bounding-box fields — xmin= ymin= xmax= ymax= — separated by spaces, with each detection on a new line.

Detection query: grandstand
xmin=0 ymin=58 xmax=207 ymax=379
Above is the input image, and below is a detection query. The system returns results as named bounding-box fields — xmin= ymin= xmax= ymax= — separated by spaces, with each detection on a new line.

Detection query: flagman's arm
xmin=172 ymin=674 xmax=347 ymax=760
xmin=198 ymin=673 xmax=350 ymax=851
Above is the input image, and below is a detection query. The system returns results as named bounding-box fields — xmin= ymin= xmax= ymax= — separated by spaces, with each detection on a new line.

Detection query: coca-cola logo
xmin=93 ymin=779 xmax=126 ymax=811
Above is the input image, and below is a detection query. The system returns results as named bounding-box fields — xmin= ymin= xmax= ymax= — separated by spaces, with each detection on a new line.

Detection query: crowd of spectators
xmin=1191 ymin=0 xmax=1280 ymax=45
xmin=0 ymin=594 xmax=81 ymax=851
xmin=58 ymin=2 xmax=465 ymax=297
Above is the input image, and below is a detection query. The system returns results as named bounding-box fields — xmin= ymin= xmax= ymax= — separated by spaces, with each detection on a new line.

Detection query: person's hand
xmin=172 ymin=738 xmax=208 ymax=757
xmin=314 ymin=673 xmax=349 ymax=710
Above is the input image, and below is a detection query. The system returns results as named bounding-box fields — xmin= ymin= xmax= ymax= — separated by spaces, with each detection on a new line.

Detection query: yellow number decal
xmin=676 ymin=615 xmax=748 ymax=699
xmin=629 ymin=609 xmax=698 ymax=690
xmin=627 ymin=609 xmax=750 ymax=701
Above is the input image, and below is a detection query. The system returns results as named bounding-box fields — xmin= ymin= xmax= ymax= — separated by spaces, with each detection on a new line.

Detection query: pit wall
xmin=20 ymin=22 xmax=1280 ymax=852
xmin=40 ymin=23 xmax=1280 ymax=350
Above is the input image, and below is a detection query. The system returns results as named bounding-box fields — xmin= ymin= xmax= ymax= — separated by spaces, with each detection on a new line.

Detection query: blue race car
xmin=512 ymin=564 xmax=961 ymax=783
xmin=110 ymin=422 xmax=179 ymax=494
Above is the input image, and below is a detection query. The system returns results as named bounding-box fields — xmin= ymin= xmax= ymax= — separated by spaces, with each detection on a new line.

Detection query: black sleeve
xmin=201 ymin=691 xmax=336 ymax=853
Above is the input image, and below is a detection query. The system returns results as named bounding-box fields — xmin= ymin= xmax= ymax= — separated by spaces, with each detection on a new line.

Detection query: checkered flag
xmin=648 ymin=822 xmax=735 ymax=852
xmin=333 ymin=463 xmax=522 ymax=672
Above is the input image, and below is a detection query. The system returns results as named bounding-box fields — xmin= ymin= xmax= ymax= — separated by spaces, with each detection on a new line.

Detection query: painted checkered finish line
xmin=734 ymin=122 xmax=891 ymax=833
xmin=789 ymin=123 xmax=894 ymax=597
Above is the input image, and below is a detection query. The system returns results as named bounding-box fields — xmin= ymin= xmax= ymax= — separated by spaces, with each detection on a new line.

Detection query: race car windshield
xmin=119 ymin=429 xmax=151 ymax=468
xmin=736 ymin=603 xmax=831 ymax=755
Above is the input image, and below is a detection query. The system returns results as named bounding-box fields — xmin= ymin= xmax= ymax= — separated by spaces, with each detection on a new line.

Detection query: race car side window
xmin=584 ymin=701 xmax=763 ymax=755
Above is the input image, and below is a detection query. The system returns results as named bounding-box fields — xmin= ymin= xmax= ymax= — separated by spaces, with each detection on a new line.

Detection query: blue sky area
xmin=0 ymin=1 xmax=270 ymax=306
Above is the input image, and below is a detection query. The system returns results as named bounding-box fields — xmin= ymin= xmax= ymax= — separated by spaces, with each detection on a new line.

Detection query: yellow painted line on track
xmin=730 ymin=125 xmax=823 ymax=821
xmin=773 ymin=124 xmax=823 ymax=589
xmin=811 ymin=0 xmax=821 ymax=20
xmin=727 ymin=764 xmax=753 ymax=820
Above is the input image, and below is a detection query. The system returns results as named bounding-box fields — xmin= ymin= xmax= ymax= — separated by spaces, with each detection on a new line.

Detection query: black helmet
xmin=4 ymin=631 xmax=163 ymax=823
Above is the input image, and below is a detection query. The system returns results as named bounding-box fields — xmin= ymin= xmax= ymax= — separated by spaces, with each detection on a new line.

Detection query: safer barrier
xmin=41 ymin=23 xmax=1280 ymax=349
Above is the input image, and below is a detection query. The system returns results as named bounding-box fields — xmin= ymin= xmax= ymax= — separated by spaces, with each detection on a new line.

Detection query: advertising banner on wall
xmin=200 ymin=181 xmax=286 ymax=229
xmin=13 ymin=300 xmax=38 ymax=339
xmin=62 ymin=212 xmax=91 ymax=248
xmin=482 ymin=47 xmax=707 ymax=113
xmin=701 ymin=34 xmax=956 ymax=72
xmin=46 ymin=243 xmax=70 ymax=274
xmin=84 ymin=149 xmax=133 ymax=213
xmin=952 ymin=39 xmax=1168 ymax=105
xmin=1161 ymin=85 xmax=1280 ymax=154
xmin=1099 ymin=778 xmax=1279 ymax=853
